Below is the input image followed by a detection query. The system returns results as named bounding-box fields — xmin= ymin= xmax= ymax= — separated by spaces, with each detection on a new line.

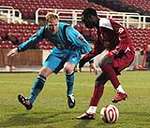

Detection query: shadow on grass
xmin=0 ymin=111 xmax=71 ymax=128
xmin=74 ymin=119 xmax=92 ymax=128
xmin=119 ymin=111 xmax=150 ymax=126
xmin=1 ymin=111 xmax=150 ymax=128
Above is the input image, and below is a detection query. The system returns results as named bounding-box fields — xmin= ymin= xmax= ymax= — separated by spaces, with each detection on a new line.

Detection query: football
xmin=100 ymin=104 xmax=119 ymax=123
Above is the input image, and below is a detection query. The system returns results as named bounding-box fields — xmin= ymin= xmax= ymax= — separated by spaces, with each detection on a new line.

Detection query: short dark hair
xmin=82 ymin=8 xmax=97 ymax=17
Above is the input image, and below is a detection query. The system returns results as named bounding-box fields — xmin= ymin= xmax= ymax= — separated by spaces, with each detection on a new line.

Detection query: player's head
xmin=46 ymin=12 xmax=59 ymax=34
xmin=82 ymin=8 xmax=99 ymax=28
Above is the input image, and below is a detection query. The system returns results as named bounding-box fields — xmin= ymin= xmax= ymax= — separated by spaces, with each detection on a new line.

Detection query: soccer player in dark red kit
xmin=77 ymin=8 xmax=135 ymax=119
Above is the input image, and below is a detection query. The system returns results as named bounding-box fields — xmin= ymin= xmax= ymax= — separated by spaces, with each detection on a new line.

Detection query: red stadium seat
xmin=119 ymin=0 xmax=150 ymax=13
xmin=0 ymin=0 xmax=110 ymax=19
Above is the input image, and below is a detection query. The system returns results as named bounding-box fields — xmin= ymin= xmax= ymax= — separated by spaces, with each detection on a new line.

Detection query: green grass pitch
xmin=0 ymin=71 xmax=150 ymax=128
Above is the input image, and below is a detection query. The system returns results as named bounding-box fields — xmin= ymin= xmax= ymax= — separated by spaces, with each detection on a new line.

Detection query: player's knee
xmin=64 ymin=63 xmax=75 ymax=74
xmin=39 ymin=67 xmax=52 ymax=78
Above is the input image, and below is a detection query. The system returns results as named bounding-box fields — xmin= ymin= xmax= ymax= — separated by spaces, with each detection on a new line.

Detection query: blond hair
xmin=45 ymin=12 xmax=59 ymax=22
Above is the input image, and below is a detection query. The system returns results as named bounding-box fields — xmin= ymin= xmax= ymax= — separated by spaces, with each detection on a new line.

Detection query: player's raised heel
xmin=18 ymin=94 xmax=32 ymax=110
xmin=112 ymin=92 xmax=128 ymax=103
xmin=76 ymin=112 xmax=95 ymax=120
xmin=67 ymin=95 xmax=75 ymax=108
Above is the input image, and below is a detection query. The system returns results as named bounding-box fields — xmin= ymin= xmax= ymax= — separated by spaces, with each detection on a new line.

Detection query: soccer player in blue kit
xmin=7 ymin=12 xmax=92 ymax=110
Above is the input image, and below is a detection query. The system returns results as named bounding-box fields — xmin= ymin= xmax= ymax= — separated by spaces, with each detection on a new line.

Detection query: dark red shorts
xmin=112 ymin=51 xmax=135 ymax=73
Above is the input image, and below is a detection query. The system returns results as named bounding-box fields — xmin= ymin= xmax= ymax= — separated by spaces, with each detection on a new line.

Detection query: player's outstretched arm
xmin=7 ymin=48 xmax=18 ymax=57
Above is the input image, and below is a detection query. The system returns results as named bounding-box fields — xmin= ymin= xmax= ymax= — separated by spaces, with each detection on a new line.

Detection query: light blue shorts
xmin=43 ymin=47 xmax=81 ymax=73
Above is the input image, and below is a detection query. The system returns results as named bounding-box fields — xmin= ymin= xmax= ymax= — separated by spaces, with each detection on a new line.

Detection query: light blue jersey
xmin=17 ymin=22 xmax=92 ymax=73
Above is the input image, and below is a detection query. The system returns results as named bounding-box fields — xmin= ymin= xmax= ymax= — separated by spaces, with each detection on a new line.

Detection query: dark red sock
xmin=101 ymin=64 xmax=120 ymax=89
xmin=89 ymin=85 xmax=104 ymax=106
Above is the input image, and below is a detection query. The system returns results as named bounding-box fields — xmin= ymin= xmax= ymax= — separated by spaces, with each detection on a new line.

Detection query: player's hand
xmin=107 ymin=49 xmax=119 ymax=58
xmin=111 ymin=49 xmax=119 ymax=55
xmin=7 ymin=48 xmax=18 ymax=57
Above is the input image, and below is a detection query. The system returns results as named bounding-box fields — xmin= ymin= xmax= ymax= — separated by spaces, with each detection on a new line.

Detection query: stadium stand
xmin=1 ymin=20 xmax=150 ymax=51
xmin=119 ymin=0 xmax=150 ymax=15
xmin=90 ymin=0 xmax=150 ymax=15
xmin=0 ymin=0 xmax=110 ymax=19
xmin=0 ymin=20 xmax=53 ymax=50
xmin=3 ymin=24 xmax=149 ymax=52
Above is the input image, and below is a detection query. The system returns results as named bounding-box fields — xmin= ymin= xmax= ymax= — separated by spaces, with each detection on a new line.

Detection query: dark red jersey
xmin=81 ymin=18 xmax=135 ymax=62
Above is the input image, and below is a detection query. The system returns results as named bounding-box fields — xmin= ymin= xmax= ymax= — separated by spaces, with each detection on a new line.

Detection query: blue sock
xmin=66 ymin=72 xmax=74 ymax=96
xmin=28 ymin=74 xmax=46 ymax=104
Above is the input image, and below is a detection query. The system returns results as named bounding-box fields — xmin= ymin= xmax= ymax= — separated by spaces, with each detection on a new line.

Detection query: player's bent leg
xmin=64 ymin=62 xmax=76 ymax=108
xmin=100 ymin=63 xmax=128 ymax=103
xmin=99 ymin=56 xmax=128 ymax=103
xmin=112 ymin=55 xmax=134 ymax=103
xmin=111 ymin=54 xmax=134 ymax=103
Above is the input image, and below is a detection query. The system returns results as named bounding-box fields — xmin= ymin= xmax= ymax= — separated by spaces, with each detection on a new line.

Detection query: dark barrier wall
xmin=0 ymin=49 xmax=42 ymax=67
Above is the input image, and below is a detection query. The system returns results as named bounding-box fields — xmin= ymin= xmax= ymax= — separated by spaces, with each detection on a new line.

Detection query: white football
xmin=100 ymin=104 xmax=119 ymax=123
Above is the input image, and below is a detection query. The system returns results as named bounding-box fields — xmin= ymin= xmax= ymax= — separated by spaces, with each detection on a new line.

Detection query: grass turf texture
xmin=0 ymin=71 xmax=150 ymax=128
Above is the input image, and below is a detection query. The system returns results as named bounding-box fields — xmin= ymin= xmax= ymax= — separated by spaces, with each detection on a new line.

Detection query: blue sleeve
xmin=66 ymin=26 xmax=92 ymax=54
xmin=17 ymin=27 xmax=45 ymax=52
